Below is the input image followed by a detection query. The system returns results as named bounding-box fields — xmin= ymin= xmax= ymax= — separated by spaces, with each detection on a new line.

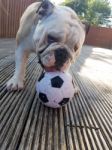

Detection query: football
xmin=36 ymin=71 xmax=75 ymax=108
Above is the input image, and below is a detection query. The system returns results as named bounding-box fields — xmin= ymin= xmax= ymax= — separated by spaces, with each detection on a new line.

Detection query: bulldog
xmin=6 ymin=0 xmax=88 ymax=91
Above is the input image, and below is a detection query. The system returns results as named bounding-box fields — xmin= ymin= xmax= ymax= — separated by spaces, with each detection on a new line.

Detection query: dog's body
xmin=6 ymin=1 xmax=86 ymax=91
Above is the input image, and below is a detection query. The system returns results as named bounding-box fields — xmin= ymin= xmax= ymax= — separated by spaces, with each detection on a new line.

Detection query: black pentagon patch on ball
xmin=51 ymin=76 xmax=64 ymax=88
xmin=59 ymin=98 xmax=70 ymax=106
xmin=39 ymin=92 xmax=49 ymax=103
xmin=38 ymin=72 xmax=45 ymax=81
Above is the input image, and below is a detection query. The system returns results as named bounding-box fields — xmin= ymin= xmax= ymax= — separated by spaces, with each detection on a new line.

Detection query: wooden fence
xmin=0 ymin=0 xmax=37 ymax=38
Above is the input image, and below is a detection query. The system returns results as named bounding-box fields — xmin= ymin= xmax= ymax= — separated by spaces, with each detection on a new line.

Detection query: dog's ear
xmin=36 ymin=0 xmax=54 ymax=18
xmin=82 ymin=21 xmax=90 ymax=34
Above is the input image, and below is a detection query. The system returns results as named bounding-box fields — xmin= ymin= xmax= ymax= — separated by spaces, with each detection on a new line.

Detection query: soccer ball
xmin=36 ymin=72 xmax=75 ymax=108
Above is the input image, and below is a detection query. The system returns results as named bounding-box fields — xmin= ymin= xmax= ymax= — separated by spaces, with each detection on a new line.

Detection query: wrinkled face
xmin=33 ymin=1 xmax=86 ymax=71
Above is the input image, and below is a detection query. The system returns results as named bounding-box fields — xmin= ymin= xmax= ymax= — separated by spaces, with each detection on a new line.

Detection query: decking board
xmin=0 ymin=39 xmax=112 ymax=150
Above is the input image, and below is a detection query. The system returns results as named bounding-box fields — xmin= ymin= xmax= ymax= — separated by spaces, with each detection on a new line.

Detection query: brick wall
xmin=85 ymin=26 xmax=112 ymax=49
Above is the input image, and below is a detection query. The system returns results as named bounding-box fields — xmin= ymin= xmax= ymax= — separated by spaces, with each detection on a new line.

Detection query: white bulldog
xmin=6 ymin=0 xmax=88 ymax=91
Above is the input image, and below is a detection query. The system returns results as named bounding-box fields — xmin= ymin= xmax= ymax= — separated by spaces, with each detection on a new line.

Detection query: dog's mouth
xmin=38 ymin=44 xmax=73 ymax=71
xmin=38 ymin=43 xmax=50 ymax=55
xmin=38 ymin=43 xmax=50 ymax=68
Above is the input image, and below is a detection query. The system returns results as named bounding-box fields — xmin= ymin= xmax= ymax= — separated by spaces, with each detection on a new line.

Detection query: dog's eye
xmin=48 ymin=35 xmax=58 ymax=43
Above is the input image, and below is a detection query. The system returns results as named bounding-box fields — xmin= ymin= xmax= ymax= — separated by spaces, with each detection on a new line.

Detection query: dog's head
xmin=33 ymin=0 xmax=88 ymax=71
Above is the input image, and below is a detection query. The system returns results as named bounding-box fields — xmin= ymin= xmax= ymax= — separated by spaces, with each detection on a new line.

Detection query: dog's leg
xmin=6 ymin=46 xmax=30 ymax=91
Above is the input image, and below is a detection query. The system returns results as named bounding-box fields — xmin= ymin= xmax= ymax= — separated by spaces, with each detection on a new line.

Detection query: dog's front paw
xmin=6 ymin=77 xmax=24 ymax=91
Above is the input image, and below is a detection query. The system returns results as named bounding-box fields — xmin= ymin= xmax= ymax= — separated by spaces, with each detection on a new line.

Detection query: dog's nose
xmin=54 ymin=48 xmax=72 ymax=70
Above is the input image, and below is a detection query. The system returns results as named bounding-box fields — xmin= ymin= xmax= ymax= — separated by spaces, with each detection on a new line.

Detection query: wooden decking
xmin=0 ymin=39 xmax=112 ymax=150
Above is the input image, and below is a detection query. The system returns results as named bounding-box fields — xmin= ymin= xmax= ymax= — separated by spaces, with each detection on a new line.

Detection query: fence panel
xmin=0 ymin=0 xmax=37 ymax=38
